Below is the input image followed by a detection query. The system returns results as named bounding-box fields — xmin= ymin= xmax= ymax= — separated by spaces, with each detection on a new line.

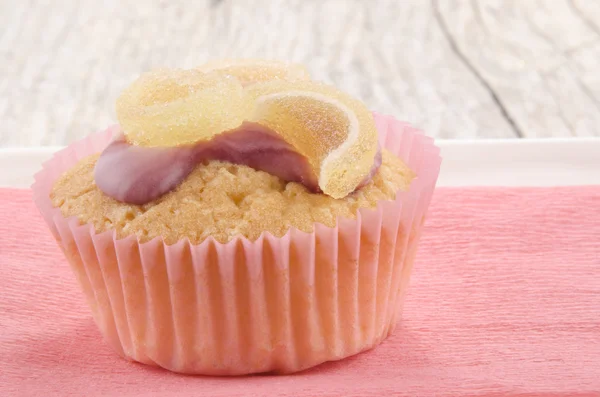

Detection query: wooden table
xmin=1 ymin=0 xmax=599 ymax=147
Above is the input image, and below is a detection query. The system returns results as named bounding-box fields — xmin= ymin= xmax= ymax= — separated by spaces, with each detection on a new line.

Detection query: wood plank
xmin=0 ymin=0 xmax=517 ymax=147
xmin=436 ymin=0 xmax=600 ymax=137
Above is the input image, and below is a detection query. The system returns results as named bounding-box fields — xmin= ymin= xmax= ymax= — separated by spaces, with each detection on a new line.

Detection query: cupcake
xmin=32 ymin=60 xmax=441 ymax=375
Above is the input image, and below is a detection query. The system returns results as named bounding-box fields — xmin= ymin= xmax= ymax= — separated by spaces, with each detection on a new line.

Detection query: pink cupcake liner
xmin=32 ymin=113 xmax=441 ymax=375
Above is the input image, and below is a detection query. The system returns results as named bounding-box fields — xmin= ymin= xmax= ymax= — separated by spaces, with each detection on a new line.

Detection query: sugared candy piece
xmin=245 ymin=80 xmax=379 ymax=199
xmin=196 ymin=59 xmax=310 ymax=86
xmin=115 ymin=69 xmax=252 ymax=147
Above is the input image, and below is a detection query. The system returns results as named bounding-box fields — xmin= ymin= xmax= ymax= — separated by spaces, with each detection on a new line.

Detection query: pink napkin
xmin=1 ymin=186 xmax=599 ymax=397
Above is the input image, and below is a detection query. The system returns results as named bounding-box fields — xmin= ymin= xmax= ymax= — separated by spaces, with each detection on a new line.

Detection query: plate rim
xmin=2 ymin=138 xmax=600 ymax=188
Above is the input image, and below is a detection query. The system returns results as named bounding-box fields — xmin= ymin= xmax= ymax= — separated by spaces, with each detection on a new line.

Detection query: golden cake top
xmin=52 ymin=150 xmax=414 ymax=244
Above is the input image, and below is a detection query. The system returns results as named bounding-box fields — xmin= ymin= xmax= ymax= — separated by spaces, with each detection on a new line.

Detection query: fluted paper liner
xmin=32 ymin=113 xmax=441 ymax=375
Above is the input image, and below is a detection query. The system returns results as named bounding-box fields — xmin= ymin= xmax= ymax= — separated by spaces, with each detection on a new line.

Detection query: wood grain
xmin=436 ymin=0 xmax=600 ymax=138
xmin=0 ymin=0 xmax=598 ymax=147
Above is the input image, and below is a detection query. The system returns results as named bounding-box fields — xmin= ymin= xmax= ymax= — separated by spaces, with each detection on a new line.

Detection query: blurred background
xmin=1 ymin=0 xmax=599 ymax=147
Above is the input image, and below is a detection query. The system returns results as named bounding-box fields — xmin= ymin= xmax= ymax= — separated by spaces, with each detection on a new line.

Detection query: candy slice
xmin=196 ymin=59 xmax=310 ymax=86
xmin=245 ymin=81 xmax=379 ymax=199
xmin=116 ymin=69 xmax=252 ymax=147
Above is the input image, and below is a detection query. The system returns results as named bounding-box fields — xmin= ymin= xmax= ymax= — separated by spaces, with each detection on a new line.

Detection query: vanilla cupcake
xmin=32 ymin=60 xmax=441 ymax=375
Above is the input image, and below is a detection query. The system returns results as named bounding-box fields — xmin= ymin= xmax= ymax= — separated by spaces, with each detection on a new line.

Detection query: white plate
xmin=1 ymin=139 xmax=599 ymax=188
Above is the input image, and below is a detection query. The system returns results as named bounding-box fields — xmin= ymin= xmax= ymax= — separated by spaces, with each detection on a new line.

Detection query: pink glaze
xmin=95 ymin=123 xmax=381 ymax=204
xmin=94 ymin=137 xmax=196 ymax=205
